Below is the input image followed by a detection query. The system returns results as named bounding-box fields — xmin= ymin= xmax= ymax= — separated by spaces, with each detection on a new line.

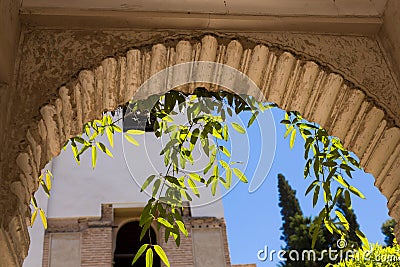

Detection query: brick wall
xmin=42 ymin=205 xmax=113 ymax=267
xmin=42 ymin=204 xmax=236 ymax=267
xmin=160 ymin=216 xmax=232 ymax=267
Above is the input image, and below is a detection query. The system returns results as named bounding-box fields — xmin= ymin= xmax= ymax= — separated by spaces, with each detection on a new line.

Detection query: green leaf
xmin=41 ymin=181 xmax=50 ymax=197
xmin=211 ymin=179 xmax=218 ymax=196
xmin=348 ymin=186 xmax=365 ymax=199
xmin=132 ymin=244 xmax=148 ymax=265
xmin=188 ymin=173 xmax=205 ymax=183
xmin=158 ymin=217 xmax=173 ymax=228
xmin=335 ymin=210 xmax=349 ymax=231
xmin=313 ymin=185 xmax=320 ymax=207
xmin=40 ymin=208 xmax=47 ymax=229
xmin=190 ymin=128 xmax=200 ymax=147
xmin=96 ymin=142 xmax=113 ymax=158
xmin=289 ymin=129 xmax=296 ymax=149
xmin=154 ymin=245 xmax=170 ymax=267
xmin=233 ymin=168 xmax=248 ymax=183
xmin=344 ymin=190 xmax=352 ymax=209
xmin=225 ymin=168 xmax=232 ymax=188
xmin=222 ymin=124 xmax=229 ymax=141
xmin=305 ymin=180 xmax=318 ymax=196
xmin=31 ymin=197 xmax=38 ymax=209
xmin=175 ymin=220 xmax=188 ymax=237
xmin=45 ymin=172 xmax=52 ymax=191
xmin=284 ymin=126 xmax=294 ymax=139
xmin=280 ymin=119 xmax=291 ymax=125
xmin=231 ymin=122 xmax=246 ymax=134
xmin=113 ymin=125 xmax=122 ymax=133
xmin=356 ymin=230 xmax=370 ymax=249
xmin=187 ymin=178 xmax=200 ymax=197
xmin=152 ymin=179 xmax=161 ymax=198
xmin=127 ymin=129 xmax=145 ymax=135
xmin=247 ymin=111 xmax=259 ymax=128
xmin=203 ymin=149 xmax=216 ymax=174
xmin=146 ymin=248 xmax=153 ymax=267
xmin=31 ymin=209 xmax=37 ymax=227
xmin=140 ymin=175 xmax=156 ymax=192
xmin=334 ymin=175 xmax=349 ymax=188
xmin=91 ymin=145 xmax=97 ymax=169
xmin=212 ymin=128 xmax=223 ymax=139
xmin=124 ymin=134 xmax=140 ymax=146
xmin=218 ymin=146 xmax=231 ymax=157
xmin=106 ymin=127 xmax=114 ymax=147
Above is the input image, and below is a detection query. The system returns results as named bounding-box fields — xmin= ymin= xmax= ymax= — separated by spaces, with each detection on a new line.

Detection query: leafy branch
xmin=281 ymin=111 xmax=368 ymax=249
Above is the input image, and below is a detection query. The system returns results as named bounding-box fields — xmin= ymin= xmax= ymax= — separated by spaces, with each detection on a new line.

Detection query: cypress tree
xmin=381 ymin=219 xmax=396 ymax=246
xmin=277 ymin=174 xmax=303 ymax=246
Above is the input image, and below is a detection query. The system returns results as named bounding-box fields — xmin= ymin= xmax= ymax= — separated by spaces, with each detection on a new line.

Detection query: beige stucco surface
xmin=48 ymin=233 xmax=80 ymax=267
xmin=192 ymin=228 xmax=227 ymax=267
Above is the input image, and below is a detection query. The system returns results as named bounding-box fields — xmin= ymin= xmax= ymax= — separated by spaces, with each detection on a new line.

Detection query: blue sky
xmin=222 ymin=108 xmax=391 ymax=266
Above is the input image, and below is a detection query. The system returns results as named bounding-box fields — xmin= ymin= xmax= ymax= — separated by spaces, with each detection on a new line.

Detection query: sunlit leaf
xmin=96 ymin=142 xmax=113 ymax=158
xmin=158 ymin=217 xmax=173 ymax=228
xmin=211 ymin=179 xmax=218 ymax=196
xmin=146 ymin=247 xmax=153 ymax=267
xmin=39 ymin=208 xmax=47 ymax=229
xmin=140 ymin=175 xmax=156 ymax=193
xmin=175 ymin=221 xmax=188 ymax=237
xmin=233 ymin=168 xmax=248 ymax=183
xmin=91 ymin=145 xmax=97 ymax=169
xmin=231 ymin=122 xmax=245 ymax=134
xmin=152 ymin=179 xmax=161 ymax=198
xmin=31 ymin=209 xmax=38 ymax=227
xmin=187 ymin=178 xmax=200 ymax=197
xmin=127 ymin=129 xmax=146 ymax=135
xmin=348 ymin=186 xmax=365 ymax=199
xmin=218 ymin=146 xmax=231 ymax=157
xmin=154 ymin=245 xmax=170 ymax=267
xmin=335 ymin=210 xmax=349 ymax=231
xmin=124 ymin=134 xmax=140 ymax=146
xmin=132 ymin=244 xmax=148 ymax=266
xmin=289 ymin=129 xmax=296 ymax=149
xmin=106 ymin=127 xmax=114 ymax=148
xmin=188 ymin=173 xmax=205 ymax=183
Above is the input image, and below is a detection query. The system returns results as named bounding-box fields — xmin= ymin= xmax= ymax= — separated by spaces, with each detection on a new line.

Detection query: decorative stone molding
xmin=4 ymin=34 xmax=400 ymax=266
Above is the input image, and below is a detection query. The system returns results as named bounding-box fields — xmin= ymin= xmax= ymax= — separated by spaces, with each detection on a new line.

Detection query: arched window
xmin=113 ymin=221 xmax=160 ymax=267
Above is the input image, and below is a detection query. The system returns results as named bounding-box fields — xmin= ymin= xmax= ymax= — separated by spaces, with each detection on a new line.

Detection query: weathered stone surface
xmin=59 ymin=86 xmax=73 ymax=140
xmin=2 ymin=31 xmax=400 ymax=266
xmin=78 ymin=70 xmax=96 ymax=123
xmin=102 ymin=58 xmax=118 ymax=111
xmin=40 ymin=105 xmax=60 ymax=158
xmin=268 ymin=52 xmax=296 ymax=106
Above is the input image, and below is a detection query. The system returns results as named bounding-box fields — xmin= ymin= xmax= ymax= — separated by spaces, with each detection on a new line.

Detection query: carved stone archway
xmin=3 ymin=34 xmax=400 ymax=266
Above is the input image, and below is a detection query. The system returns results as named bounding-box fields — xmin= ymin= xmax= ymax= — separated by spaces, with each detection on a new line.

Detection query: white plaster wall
xmin=46 ymin=119 xmax=225 ymax=219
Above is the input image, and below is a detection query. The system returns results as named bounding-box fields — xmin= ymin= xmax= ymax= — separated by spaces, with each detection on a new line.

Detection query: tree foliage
xmin=382 ymin=219 xmax=396 ymax=247
xmin=282 ymin=111 xmax=367 ymax=249
xmin=331 ymin=241 xmax=400 ymax=267
xmin=278 ymin=175 xmax=364 ymax=266
xmin=31 ymin=89 xmax=368 ymax=267
xmin=278 ymin=174 xmax=303 ymax=246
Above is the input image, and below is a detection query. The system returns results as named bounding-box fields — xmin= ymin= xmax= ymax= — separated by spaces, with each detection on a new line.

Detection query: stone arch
xmin=12 ymin=35 xmax=400 ymax=261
